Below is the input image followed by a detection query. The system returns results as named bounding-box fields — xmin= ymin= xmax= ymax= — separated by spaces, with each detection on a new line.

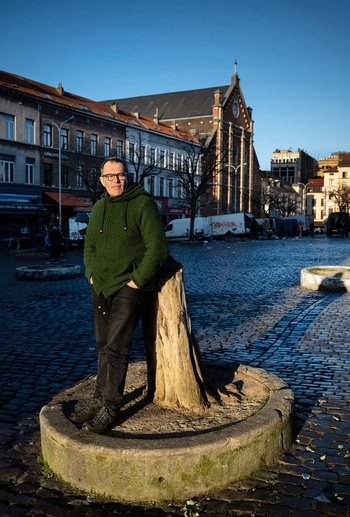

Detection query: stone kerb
xmin=39 ymin=363 xmax=294 ymax=503
xmin=300 ymin=266 xmax=350 ymax=291
xmin=15 ymin=264 xmax=82 ymax=280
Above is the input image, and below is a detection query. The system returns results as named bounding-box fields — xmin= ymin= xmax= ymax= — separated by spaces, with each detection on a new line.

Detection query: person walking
xmin=49 ymin=226 xmax=64 ymax=263
xmin=70 ymin=157 xmax=169 ymax=434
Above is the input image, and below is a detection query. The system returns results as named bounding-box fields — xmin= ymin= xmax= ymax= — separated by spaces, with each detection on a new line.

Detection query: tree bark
xmin=142 ymin=256 xmax=221 ymax=415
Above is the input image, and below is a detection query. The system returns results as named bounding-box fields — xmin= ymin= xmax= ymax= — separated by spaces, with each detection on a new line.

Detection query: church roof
xmin=101 ymin=85 xmax=231 ymax=121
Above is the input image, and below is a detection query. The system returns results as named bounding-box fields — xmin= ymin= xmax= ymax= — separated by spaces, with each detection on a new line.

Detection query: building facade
xmin=0 ymin=70 xmax=200 ymax=247
xmin=102 ymin=64 xmax=261 ymax=217
xmin=271 ymin=148 xmax=317 ymax=185
xmin=321 ymin=153 xmax=350 ymax=218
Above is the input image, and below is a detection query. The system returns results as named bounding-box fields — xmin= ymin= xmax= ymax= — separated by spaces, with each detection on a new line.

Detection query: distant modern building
xmin=270 ymin=148 xmax=317 ymax=185
xmin=102 ymin=63 xmax=262 ymax=216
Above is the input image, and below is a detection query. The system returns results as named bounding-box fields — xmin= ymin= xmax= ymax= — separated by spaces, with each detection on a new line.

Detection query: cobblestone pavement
xmin=1 ymin=236 xmax=350 ymax=516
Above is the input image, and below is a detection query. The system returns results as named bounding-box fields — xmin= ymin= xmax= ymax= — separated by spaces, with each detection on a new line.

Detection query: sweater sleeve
xmin=83 ymin=207 xmax=98 ymax=283
xmin=130 ymin=198 xmax=169 ymax=289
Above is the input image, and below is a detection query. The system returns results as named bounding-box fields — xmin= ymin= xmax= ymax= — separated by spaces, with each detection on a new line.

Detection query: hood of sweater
xmin=99 ymin=182 xmax=150 ymax=234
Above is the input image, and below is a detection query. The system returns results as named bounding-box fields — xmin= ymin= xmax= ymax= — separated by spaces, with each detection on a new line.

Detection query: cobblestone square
xmin=1 ymin=236 xmax=350 ymax=516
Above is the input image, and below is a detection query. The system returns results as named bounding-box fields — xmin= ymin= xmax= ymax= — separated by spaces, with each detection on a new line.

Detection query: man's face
xmin=100 ymin=161 xmax=129 ymax=197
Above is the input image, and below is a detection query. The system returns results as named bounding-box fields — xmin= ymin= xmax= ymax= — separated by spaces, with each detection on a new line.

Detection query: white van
xmin=165 ymin=217 xmax=210 ymax=242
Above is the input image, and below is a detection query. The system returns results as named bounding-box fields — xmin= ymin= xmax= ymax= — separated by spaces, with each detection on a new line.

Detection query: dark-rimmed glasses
xmin=101 ymin=173 xmax=127 ymax=182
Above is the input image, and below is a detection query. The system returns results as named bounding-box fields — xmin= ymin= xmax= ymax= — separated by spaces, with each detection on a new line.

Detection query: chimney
xmin=57 ymin=82 xmax=64 ymax=96
xmin=153 ymin=107 xmax=159 ymax=124
xmin=111 ymin=103 xmax=118 ymax=113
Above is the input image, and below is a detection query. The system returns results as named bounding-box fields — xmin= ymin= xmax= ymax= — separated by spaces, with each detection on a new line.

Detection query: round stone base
xmin=300 ymin=266 xmax=350 ymax=291
xmin=16 ymin=264 xmax=82 ymax=280
xmin=39 ymin=363 xmax=294 ymax=503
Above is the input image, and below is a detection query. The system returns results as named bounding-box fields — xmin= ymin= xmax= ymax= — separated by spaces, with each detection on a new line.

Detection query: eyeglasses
xmin=101 ymin=173 xmax=127 ymax=182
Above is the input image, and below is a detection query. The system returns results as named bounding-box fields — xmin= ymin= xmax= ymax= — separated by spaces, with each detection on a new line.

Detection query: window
xmin=178 ymin=154 xmax=185 ymax=171
xmin=91 ymin=134 xmax=97 ymax=155
xmin=177 ymin=179 xmax=182 ymax=198
xmin=76 ymin=130 xmax=84 ymax=152
xmin=61 ymin=128 xmax=68 ymax=150
xmin=62 ymin=165 xmax=69 ymax=188
xmin=0 ymin=158 xmax=15 ymax=182
xmin=168 ymin=178 xmax=173 ymax=198
xmin=90 ymin=167 xmax=98 ymax=183
xmin=150 ymin=147 xmax=156 ymax=164
xmin=129 ymin=143 xmax=135 ymax=161
xmin=76 ymin=166 xmax=83 ymax=188
xmin=116 ymin=140 xmax=123 ymax=158
xmin=44 ymin=124 xmax=52 ymax=147
xmin=25 ymin=158 xmax=35 ymax=184
xmin=159 ymin=177 xmax=164 ymax=197
xmin=1 ymin=114 xmax=14 ymax=140
xmin=343 ymin=171 xmax=348 ymax=179
xmin=140 ymin=146 xmax=146 ymax=164
xmin=149 ymin=176 xmax=155 ymax=196
xmin=169 ymin=152 xmax=174 ymax=169
xmin=104 ymin=137 xmax=111 ymax=157
xmin=25 ymin=119 xmax=34 ymax=144
xmin=160 ymin=150 xmax=165 ymax=168
xmin=43 ymin=163 xmax=52 ymax=186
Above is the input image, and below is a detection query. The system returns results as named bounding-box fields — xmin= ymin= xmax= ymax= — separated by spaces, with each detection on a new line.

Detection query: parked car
xmin=325 ymin=213 xmax=349 ymax=237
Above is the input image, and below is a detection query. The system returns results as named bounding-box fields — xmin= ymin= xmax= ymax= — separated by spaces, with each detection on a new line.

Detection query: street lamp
xmin=227 ymin=163 xmax=246 ymax=212
xmin=295 ymin=181 xmax=314 ymax=215
xmin=44 ymin=115 xmax=75 ymax=230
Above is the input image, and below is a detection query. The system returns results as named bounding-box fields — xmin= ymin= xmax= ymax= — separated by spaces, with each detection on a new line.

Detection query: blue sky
xmin=2 ymin=0 xmax=349 ymax=170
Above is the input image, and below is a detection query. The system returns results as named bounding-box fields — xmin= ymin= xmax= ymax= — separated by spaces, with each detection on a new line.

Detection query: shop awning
xmin=44 ymin=192 xmax=90 ymax=208
xmin=0 ymin=190 xmax=43 ymax=211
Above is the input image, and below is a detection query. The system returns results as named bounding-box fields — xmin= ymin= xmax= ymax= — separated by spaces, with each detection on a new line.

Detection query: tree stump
xmin=142 ymin=257 xmax=221 ymax=414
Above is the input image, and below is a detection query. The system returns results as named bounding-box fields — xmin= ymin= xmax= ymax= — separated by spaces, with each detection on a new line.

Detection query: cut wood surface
xmin=143 ymin=257 xmax=225 ymax=414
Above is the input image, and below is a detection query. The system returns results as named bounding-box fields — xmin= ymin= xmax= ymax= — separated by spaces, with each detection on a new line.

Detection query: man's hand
xmin=127 ymin=280 xmax=139 ymax=289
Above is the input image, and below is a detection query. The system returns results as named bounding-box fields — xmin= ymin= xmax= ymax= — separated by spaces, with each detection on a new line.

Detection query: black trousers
xmin=91 ymin=285 xmax=144 ymax=409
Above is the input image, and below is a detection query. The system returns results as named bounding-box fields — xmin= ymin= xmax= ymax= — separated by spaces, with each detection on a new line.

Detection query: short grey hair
xmin=100 ymin=157 xmax=129 ymax=176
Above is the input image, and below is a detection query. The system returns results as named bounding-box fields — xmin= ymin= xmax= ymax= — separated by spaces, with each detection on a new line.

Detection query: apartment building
xmin=271 ymin=148 xmax=317 ymax=185
xmin=0 ymin=70 xmax=200 ymax=246
xmin=322 ymin=153 xmax=350 ymax=218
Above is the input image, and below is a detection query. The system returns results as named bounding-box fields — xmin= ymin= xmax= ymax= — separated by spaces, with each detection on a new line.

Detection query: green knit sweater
xmin=84 ymin=183 xmax=169 ymax=297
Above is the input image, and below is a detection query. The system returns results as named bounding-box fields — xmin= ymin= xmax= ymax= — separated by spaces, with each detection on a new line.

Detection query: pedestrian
xmin=44 ymin=230 xmax=51 ymax=251
xmin=49 ymin=226 xmax=64 ymax=263
xmin=70 ymin=157 xmax=169 ymax=434
xmin=298 ymin=221 xmax=303 ymax=237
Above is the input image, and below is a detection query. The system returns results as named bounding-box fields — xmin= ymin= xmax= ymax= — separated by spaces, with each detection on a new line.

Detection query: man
xmin=70 ymin=157 xmax=169 ymax=434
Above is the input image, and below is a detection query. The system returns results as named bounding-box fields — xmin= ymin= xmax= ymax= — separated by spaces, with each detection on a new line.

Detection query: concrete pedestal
xmin=300 ymin=266 xmax=350 ymax=291
xmin=40 ymin=363 xmax=294 ymax=503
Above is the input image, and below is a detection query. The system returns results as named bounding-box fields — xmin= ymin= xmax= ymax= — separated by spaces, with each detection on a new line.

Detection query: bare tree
xmin=126 ymin=132 xmax=168 ymax=184
xmin=78 ymin=167 xmax=104 ymax=205
xmin=171 ymin=143 xmax=226 ymax=241
xmin=263 ymin=183 xmax=298 ymax=217
xmin=329 ymin=185 xmax=350 ymax=213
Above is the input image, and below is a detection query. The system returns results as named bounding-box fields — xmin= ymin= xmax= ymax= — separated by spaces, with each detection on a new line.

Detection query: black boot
xmin=70 ymin=398 xmax=103 ymax=424
xmin=82 ymin=406 xmax=120 ymax=434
